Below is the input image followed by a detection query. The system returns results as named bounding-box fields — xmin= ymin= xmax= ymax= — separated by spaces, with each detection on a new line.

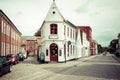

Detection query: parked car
xmin=0 ymin=56 xmax=12 ymax=76
xmin=19 ymin=52 xmax=27 ymax=59
xmin=6 ymin=54 xmax=19 ymax=65
xmin=22 ymin=52 xmax=27 ymax=59
xmin=17 ymin=52 xmax=25 ymax=61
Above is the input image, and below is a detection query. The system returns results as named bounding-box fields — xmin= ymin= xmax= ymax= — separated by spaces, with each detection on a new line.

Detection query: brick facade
xmin=21 ymin=36 xmax=38 ymax=56
xmin=0 ymin=10 xmax=22 ymax=56
xmin=92 ymin=40 xmax=98 ymax=55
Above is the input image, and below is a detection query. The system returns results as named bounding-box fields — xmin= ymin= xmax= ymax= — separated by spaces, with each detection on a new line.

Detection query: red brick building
xmin=0 ymin=10 xmax=22 ymax=56
xmin=79 ymin=26 xmax=96 ymax=55
xmin=21 ymin=36 xmax=38 ymax=56
xmin=92 ymin=40 xmax=98 ymax=55
xmin=79 ymin=26 xmax=92 ymax=41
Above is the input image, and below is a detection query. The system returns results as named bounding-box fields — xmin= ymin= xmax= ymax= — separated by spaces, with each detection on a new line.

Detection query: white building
xmin=37 ymin=1 xmax=90 ymax=62
xmin=82 ymin=31 xmax=90 ymax=57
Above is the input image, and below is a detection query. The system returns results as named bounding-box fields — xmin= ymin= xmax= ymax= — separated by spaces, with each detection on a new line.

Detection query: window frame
xmin=50 ymin=24 xmax=58 ymax=34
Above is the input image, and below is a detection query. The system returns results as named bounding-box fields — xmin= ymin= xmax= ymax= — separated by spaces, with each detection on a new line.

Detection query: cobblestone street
xmin=0 ymin=53 xmax=120 ymax=80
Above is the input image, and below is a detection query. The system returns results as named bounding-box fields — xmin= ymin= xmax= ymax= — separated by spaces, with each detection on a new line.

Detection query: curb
xmin=80 ymin=55 xmax=97 ymax=61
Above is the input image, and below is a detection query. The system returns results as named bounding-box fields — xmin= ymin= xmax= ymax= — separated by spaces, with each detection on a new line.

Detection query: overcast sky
xmin=0 ymin=0 xmax=120 ymax=46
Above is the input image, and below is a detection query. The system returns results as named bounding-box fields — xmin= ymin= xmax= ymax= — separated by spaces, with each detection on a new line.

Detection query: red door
xmin=50 ymin=43 xmax=58 ymax=61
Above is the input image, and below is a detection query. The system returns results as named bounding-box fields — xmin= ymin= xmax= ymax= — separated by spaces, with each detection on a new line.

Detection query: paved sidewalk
xmin=23 ymin=54 xmax=98 ymax=65
xmin=23 ymin=56 xmax=39 ymax=64
xmin=112 ymin=54 xmax=120 ymax=63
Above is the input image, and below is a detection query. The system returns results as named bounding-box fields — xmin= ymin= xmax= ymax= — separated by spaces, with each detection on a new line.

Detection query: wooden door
xmin=50 ymin=43 xmax=58 ymax=61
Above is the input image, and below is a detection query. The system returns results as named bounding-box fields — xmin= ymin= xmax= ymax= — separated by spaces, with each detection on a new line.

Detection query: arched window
xmin=50 ymin=24 xmax=57 ymax=34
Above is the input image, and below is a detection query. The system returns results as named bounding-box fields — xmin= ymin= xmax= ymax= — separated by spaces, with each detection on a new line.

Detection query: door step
xmin=49 ymin=61 xmax=57 ymax=63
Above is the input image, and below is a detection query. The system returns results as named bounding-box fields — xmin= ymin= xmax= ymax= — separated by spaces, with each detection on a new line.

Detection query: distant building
xmin=79 ymin=26 xmax=97 ymax=55
xmin=79 ymin=26 xmax=92 ymax=42
xmin=92 ymin=40 xmax=98 ymax=55
xmin=82 ymin=31 xmax=90 ymax=57
xmin=21 ymin=36 xmax=38 ymax=56
xmin=36 ymin=36 xmax=42 ymax=45
xmin=76 ymin=27 xmax=90 ymax=57
xmin=0 ymin=10 xmax=22 ymax=56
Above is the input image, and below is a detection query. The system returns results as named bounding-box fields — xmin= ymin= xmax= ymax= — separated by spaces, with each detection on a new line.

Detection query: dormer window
xmin=50 ymin=24 xmax=57 ymax=34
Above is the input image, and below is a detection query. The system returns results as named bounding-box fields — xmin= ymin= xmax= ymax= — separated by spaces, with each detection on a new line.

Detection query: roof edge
xmin=0 ymin=10 xmax=22 ymax=35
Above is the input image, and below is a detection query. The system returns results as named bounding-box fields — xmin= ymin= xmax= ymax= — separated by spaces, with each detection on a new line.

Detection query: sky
xmin=0 ymin=0 xmax=120 ymax=47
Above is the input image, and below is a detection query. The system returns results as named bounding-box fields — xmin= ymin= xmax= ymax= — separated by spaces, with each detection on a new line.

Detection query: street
xmin=0 ymin=53 xmax=120 ymax=80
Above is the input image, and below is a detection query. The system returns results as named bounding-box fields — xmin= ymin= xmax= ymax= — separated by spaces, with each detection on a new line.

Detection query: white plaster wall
xmin=41 ymin=22 xmax=65 ymax=41
xmin=82 ymin=32 xmax=90 ymax=57
xmin=45 ymin=1 xmax=64 ymax=22
xmin=75 ymin=29 xmax=82 ymax=58
xmin=41 ymin=40 xmax=65 ymax=62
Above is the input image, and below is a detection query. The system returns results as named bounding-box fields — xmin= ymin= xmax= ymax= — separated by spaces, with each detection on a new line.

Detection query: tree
xmin=97 ymin=44 xmax=103 ymax=53
xmin=110 ymin=39 xmax=118 ymax=48
xmin=35 ymin=30 xmax=41 ymax=36
xmin=108 ymin=39 xmax=118 ymax=53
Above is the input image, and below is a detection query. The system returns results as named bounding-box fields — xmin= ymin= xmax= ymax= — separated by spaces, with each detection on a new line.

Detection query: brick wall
xmin=0 ymin=10 xmax=21 ymax=56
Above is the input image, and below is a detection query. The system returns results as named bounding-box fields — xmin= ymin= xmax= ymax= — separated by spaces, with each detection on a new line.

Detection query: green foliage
xmin=97 ymin=44 xmax=104 ymax=53
xmin=108 ymin=39 xmax=118 ymax=53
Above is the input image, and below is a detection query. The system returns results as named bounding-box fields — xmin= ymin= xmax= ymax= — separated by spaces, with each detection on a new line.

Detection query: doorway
xmin=50 ymin=43 xmax=58 ymax=61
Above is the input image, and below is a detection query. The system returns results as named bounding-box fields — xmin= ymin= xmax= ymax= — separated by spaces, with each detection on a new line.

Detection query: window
xmin=50 ymin=24 xmax=57 ymax=34
xmin=73 ymin=30 xmax=75 ymax=39
xmin=71 ymin=45 xmax=72 ymax=55
xmin=70 ymin=29 xmax=72 ymax=38
xmin=64 ymin=26 xmax=66 ymax=35
xmin=29 ymin=41 xmax=32 ymax=45
xmin=1 ymin=42 xmax=3 ymax=55
xmin=1 ymin=21 xmax=3 ymax=33
xmin=3 ymin=23 xmax=5 ymax=34
xmin=53 ymin=11 xmax=55 ymax=14
xmin=73 ymin=45 xmax=75 ymax=55
xmin=4 ymin=42 xmax=5 ymax=56
xmin=6 ymin=25 xmax=8 ymax=35
xmin=59 ymin=50 xmax=62 ymax=56
xmin=29 ymin=46 xmax=33 ymax=52
xmin=67 ymin=44 xmax=69 ymax=57
xmin=46 ymin=49 xmax=48 ymax=56
xmin=67 ymin=27 xmax=69 ymax=37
